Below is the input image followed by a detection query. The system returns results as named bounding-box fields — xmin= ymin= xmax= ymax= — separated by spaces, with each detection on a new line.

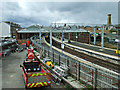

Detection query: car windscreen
xmin=24 ymin=62 xmax=40 ymax=69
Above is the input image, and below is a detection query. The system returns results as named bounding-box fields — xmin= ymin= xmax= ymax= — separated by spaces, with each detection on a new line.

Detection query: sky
xmin=1 ymin=1 xmax=119 ymax=27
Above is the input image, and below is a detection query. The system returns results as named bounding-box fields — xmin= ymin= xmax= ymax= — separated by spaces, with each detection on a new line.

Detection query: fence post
xmin=78 ymin=62 xmax=80 ymax=81
xmin=94 ymin=68 xmax=97 ymax=89
xmin=67 ymin=57 xmax=69 ymax=67
xmin=59 ymin=54 xmax=60 ymax=66
xmin=53 ymin=51 xmax=54 ymax=63
xmin=76 ymin=63 xmax=77 ymax=80
xmin=118 ymin=73 xmax=120 ymax=89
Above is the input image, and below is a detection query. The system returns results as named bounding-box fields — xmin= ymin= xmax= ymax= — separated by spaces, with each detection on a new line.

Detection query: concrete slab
xmin=63 ymin=76 xmax=84 ymax=89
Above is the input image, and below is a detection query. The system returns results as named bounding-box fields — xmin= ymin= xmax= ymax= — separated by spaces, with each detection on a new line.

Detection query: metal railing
xmin=30 ymin=36 xmax=120 ymax=89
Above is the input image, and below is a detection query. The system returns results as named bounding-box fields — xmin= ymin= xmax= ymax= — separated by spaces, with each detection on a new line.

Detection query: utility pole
xmin=101 ymin=25 xmax=104 ymax=49
xmin=94 ymin=28 xmax=96 ymax=46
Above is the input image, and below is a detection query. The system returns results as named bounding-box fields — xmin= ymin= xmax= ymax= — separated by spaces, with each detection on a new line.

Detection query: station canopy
xmin=17 ymin=25 xmax=89 ymax=33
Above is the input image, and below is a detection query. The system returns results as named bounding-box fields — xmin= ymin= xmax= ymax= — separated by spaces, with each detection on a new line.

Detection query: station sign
xmin=61 ymin=44 xmax=64 ymax=49
xmin=115 ymin=39 xmax=120 ymax=43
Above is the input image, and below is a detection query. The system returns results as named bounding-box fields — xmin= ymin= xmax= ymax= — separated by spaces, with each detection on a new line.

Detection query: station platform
xmin=52 ymin=37 xmax=120 ymax=60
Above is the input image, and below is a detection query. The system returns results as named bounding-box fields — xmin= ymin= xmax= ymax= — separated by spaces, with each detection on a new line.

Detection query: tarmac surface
xmin=2 ymin=50 xmax=65 ymax=89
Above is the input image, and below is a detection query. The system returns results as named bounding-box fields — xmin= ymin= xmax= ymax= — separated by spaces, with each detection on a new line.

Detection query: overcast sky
xmin=1 ymin=1 xmax=118 ymax=27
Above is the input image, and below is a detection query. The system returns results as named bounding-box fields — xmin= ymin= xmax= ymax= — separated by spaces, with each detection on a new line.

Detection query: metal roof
xmin=17 ymin=27 xmax=89 ymax=33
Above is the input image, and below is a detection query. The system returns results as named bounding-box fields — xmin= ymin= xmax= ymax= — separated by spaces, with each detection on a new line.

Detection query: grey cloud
xmin=1 ymin=2 xmax=118 ymax=27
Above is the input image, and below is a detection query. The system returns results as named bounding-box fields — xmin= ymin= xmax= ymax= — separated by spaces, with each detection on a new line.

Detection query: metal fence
xmin=30 ymin=36 xmax=120 ymax=89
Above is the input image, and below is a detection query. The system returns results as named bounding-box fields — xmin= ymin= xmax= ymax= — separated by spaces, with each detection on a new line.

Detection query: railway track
xmin=45 ymin=38 xmax=120 ymax=73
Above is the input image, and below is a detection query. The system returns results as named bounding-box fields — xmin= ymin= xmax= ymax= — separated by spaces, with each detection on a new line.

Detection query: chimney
xmin=107 ymin=14 xmax=111 ymax=25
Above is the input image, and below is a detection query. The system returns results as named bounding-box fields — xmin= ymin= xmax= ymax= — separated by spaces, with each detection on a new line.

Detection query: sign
xmin=115 ymin=39 xmax=120 ymax=43
xmin=95 ymin=33 xmax=98 ymax=36
xmin=112 ymin=32 xmax=116 ymax=34
xmin=61 ymin=44 xmax=64 ymax=49
xmin=76 ymin=36 xmax=78 ymax=38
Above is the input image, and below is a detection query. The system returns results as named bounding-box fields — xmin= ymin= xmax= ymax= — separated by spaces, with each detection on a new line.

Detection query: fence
xmin=30 ymin=36 xmax=120 ymax=89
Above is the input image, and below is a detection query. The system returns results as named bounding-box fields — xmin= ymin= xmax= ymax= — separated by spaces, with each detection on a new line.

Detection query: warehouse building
xmin=0 ymin=22 xmax=11 ymax=38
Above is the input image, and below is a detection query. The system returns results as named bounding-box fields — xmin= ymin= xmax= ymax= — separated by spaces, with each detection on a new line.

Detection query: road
xmin=2 ymin=50 xmax=65 ymax=89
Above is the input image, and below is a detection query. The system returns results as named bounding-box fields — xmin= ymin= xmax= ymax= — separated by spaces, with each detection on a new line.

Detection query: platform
xmin=52 ymin=37 xmax=120 ymax=60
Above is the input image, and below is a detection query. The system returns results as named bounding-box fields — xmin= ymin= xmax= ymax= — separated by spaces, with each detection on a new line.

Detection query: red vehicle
xmin=26 ymin=40 xmax=30 ymax=47
xmin=20 ymin=60 xmax=51 ymax=88
xmin=26 ymin=49 xmax=36 ymax=61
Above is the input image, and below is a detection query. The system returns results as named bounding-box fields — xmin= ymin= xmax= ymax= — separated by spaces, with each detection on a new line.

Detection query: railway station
xmin=1 ymin=1 xmax=120 ymax=90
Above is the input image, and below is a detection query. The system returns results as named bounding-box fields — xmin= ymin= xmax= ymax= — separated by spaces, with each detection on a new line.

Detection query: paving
xmin=63 ymin=77 xmax=85 ymax=89
xmin=2 ymin=50 xmax=65 ymax=89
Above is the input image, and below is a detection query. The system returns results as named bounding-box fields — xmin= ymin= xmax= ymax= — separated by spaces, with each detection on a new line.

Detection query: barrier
xmin=30 ymin=36 xmax=120 ymax=89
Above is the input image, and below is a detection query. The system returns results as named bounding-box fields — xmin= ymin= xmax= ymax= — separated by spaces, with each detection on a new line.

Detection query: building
xmin=16 ymin=25 xmax=47 ymax=44
xmin=4 ymin=21 xmax=22 ymax=38
xmin=0 ymin=22 xmax=11 ymax=38
xmin=107 ymin=14 xmax=112 ymax=25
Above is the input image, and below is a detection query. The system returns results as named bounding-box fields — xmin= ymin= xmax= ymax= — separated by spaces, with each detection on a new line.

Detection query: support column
xmin=78 ymin=62 xmax=80 ymax=81
xmin=94 ymin=28 xmax=96 ymax=46
xmin=101 ymin=25 xmax=104 ymax=49
xmin=39 ymin=31 xmax=41 ymax=44
xmin=69 ymin=33 xmax=70 ymax=40
xmin=94 ymin=68 xmax=97 ymax=89
xmin=61 ymin=30 xmax=64 ymax=54
xmin=59 ymin=54 xmax=60 ymax=66
xmin=50 ymin=29 xmax=52 ymax=50
xmin=53 ymin=51 xmax=54 ymax=63
xmin=89 ymin=32 xmax=90 ymax=47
